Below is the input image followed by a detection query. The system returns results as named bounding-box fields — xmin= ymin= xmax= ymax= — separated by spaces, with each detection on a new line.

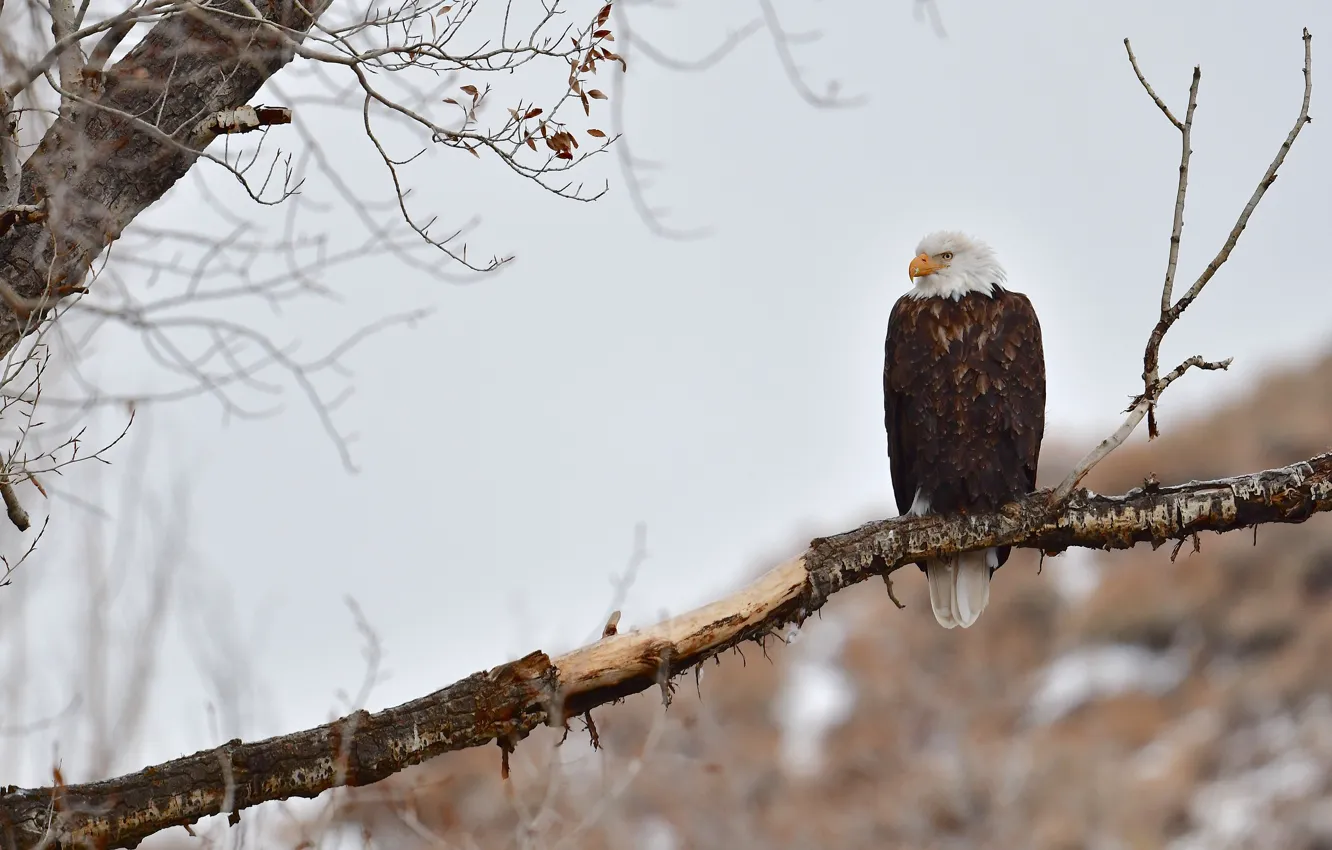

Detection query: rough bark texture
xmin=0 ymin=453 xmax=1328 ymax=849
xmin=0 ymin=0 xmax=328 ymax=357
xmin=560 ymin=452 xmax=1332 ymax=709
xmin=0 ymin=652 xmax=557 ymax=850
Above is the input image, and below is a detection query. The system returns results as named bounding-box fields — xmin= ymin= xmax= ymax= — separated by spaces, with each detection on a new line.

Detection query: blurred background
xmin=1 ymin=0 xmax=1330 ymax=848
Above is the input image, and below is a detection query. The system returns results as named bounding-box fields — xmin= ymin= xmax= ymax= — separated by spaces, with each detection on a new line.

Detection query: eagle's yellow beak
xmin=909 ymin=252 xmax=944 ymax=281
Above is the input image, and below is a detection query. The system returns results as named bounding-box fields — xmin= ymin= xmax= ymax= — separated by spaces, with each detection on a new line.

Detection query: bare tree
xmin=0 ymin=0 xmax=882 ymax=611
xmin=0 ymin=27 xmax=1323 ymax=848
xmin=0 ymin=0 xmax=877 ymax=551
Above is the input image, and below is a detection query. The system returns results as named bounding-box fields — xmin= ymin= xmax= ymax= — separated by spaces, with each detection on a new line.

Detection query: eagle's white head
xmin=906 ymin=231 xmax=1007 ymax=300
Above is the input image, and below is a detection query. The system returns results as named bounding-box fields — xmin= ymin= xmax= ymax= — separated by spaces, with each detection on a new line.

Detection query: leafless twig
xmin=1052 ymin=28 xmax=1314 ymax=504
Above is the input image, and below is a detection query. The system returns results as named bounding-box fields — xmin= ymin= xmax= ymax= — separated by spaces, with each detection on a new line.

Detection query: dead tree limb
xmin=1049 ymin=27 xmax=1314 ymax=503
xmin=2 ymin=453 xmax=1329 ymax=850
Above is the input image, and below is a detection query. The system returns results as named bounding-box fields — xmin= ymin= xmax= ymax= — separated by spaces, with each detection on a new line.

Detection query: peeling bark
xmin=0 ymin=0 xmax=328 ymax=359
xmin=0 ymin=454 xmax=1328 ymax=849
xmin=0 ymin=652 xmax=557 ymax=850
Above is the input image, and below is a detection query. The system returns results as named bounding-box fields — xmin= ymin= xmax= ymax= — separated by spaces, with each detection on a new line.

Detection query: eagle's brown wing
xmin=884 ymin=288 xmax=1046 ymax=565
xmin=884 ymin=296 xmax=920 ymax=519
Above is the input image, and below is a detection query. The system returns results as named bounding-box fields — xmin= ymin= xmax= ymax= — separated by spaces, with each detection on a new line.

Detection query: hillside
xmin=301 ymin=349 xmax=1332 ymax=850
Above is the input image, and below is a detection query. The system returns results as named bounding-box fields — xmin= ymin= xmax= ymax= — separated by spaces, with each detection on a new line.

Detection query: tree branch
xmin=47 ymin=0 xmax=85 ymax=109
xmin=1051 ymin=354 xmax=1232 ymax=503
xmin=2 ymin=454 xmax=1329 ymax=850
xmin=0 ymin=0 xmax=331 ymax=364
xmin=1053 ymin=27 xmax=1314 ymax=504
xmin=1136 ymin=27 xmax=1313 ymax=438
xmin=0 ymin=93 xmax=18 ymax=211
xmin=194 ymin=104 xmax=293 ymax=137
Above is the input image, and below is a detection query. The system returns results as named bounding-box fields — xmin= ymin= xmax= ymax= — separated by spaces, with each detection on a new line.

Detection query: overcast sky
xmin=1 ymin=0 xmax=1329 ymax=787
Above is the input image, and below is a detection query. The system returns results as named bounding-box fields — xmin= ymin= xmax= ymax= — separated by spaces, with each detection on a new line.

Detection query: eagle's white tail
xmin=925 ymin=548 xmax=996 ymax=629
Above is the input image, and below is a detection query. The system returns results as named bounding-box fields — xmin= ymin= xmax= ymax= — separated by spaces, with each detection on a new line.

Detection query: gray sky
xmin=1 ymin=0 xmax=1330 ymax=785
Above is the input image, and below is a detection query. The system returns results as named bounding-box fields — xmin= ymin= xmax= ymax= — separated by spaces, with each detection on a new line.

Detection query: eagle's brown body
xmin=883 ymin=287 xmax=1046 ymax=575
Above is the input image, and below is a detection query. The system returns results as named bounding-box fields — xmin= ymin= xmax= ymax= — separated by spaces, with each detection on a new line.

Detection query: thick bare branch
xmin=2 ymin=454 xmax=1329 ymax=850
xmin=0 ymin=0 xmax=332 ymax=364
xmin=0 ymin=472 xmax=28 ymax=531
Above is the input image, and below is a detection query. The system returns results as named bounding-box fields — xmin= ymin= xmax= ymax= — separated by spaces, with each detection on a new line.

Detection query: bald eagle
xmin=883 ymin=231 xmax=1046 ymax=628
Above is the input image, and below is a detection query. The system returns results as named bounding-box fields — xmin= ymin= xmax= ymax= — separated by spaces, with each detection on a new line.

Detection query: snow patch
xmin=1168 ymin=752 xmax=1322 ymax=850
xmin=773 ymin=615 xmax=856 ymax=776
xmin=1026 ymin=644 xmax=1190 ymax=726
xmin=1165 ymin=697 xmax=1332 ymax=850
xmin=1049 ymin=546 xmax=1102 ymax=606
xmin=638 ymin=816 xmax=678 ymax=850
xmin=1134 ymin=708 xmax=1222 ymax=781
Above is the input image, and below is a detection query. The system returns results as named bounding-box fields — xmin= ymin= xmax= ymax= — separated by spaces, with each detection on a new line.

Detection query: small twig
xmin=582 ymin=712 xmax=600 ymax=750
xmin=880 ymin=572 xmax=905 ymax=609
xmin=498 ymin=737 xmax=513 ymax=780
xmin=1053 ymin=356 xmax=1231 ymax=503
xmin=1158 ymin=65 xmax=1200 ymax=313
xmin=754 ymin=0 xmax=863 ymax=109
xmin=1124 ymin=38 xmax=1186 ymax=130
xmin=585 ymin=522 xmax=647 ymax=644
xmin=1138 ymin=28 xmax=1314 ymax=438
xmin=0 ymin=515 xmax=48 ymax=586
xmin=1127 ymin=36 xmax=1201 ymax=436
xmin=1053 ymin=28 xmax=1314 ymax=502
xmin=0 ymin=276 xmax=86 ymax=320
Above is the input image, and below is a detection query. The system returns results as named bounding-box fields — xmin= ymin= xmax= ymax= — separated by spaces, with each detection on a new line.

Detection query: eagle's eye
xmin=940 ymin=251 xmax=954 ymax=261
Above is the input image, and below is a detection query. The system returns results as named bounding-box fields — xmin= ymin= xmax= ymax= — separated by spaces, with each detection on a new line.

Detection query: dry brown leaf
xmin=523 ymin=107 xmax=543 ymax=120
xmin=460 ymin=84 xmax=479 ymax=97
xmin=587 ymin=89 xmax=607 ymax=100
xmin=587 ymin=128 xmax=606 ymax=137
